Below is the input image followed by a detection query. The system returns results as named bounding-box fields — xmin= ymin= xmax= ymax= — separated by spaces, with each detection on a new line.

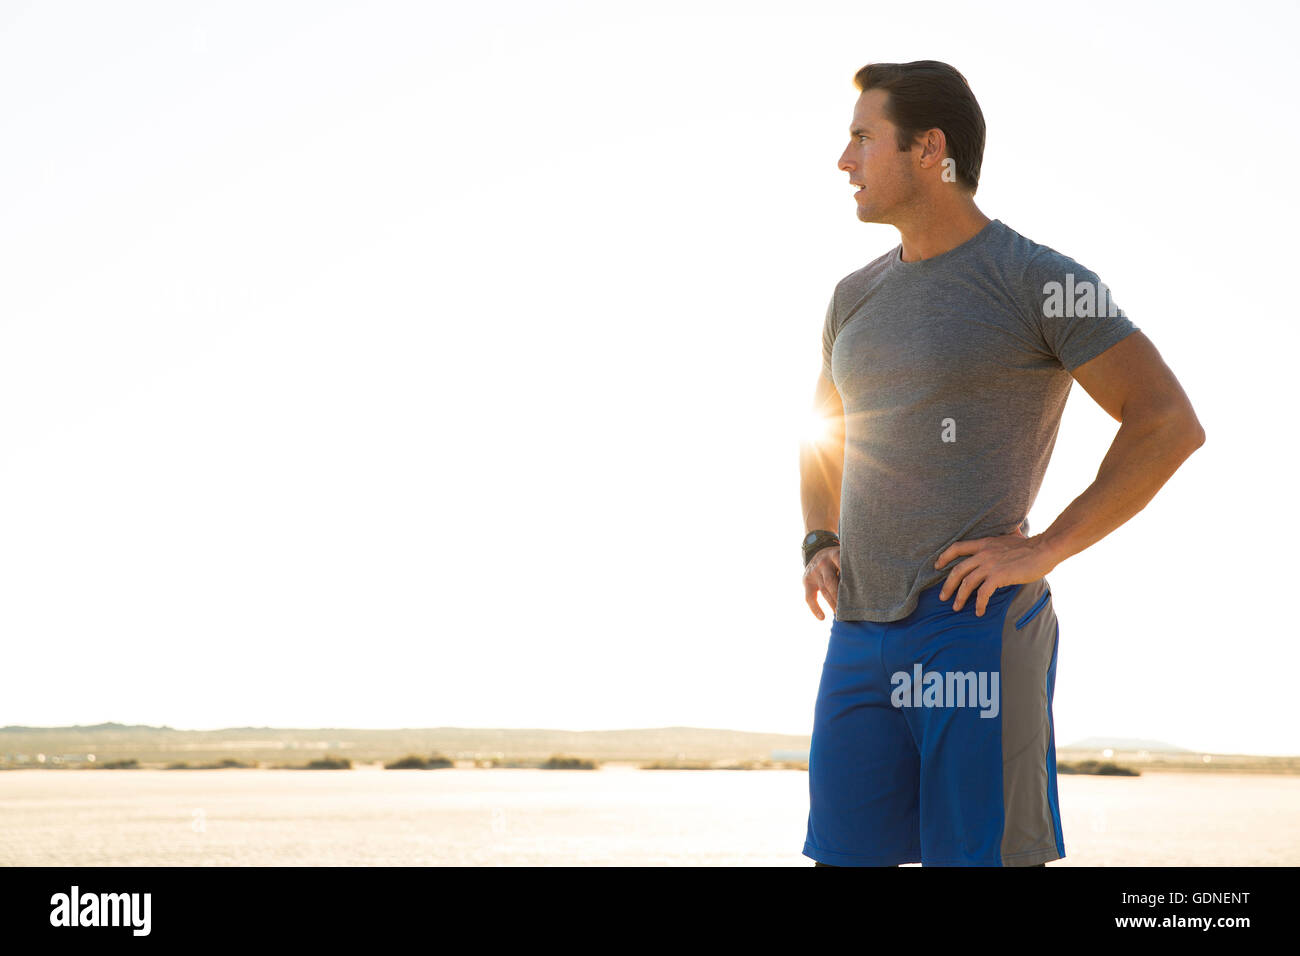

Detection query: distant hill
xmin=1060 ymin=737 xmax=1191 ymax=753
xmin=8 ymin=725 xmax=1287 ymax=769
xmin=0 ymin=722 xmax=177 ymax=733
xmin=0 ymin=723 xmax=814 ymax=765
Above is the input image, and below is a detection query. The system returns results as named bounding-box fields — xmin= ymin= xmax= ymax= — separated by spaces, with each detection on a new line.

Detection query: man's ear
xmin=918 ymin=128 xmax=946 ymax=168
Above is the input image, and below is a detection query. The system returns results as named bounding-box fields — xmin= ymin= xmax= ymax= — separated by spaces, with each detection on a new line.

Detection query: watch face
xmin=803 ymin=532 xmax=818 ymax=547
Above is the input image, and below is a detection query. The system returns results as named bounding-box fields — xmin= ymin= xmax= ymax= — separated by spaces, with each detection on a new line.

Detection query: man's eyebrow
xmin=850 ymin=125 xmax=871 ymax=135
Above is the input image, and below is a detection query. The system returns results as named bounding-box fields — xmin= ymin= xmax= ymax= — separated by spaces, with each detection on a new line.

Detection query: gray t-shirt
xmin=821 ymin=218 xmax=1138 ymax=622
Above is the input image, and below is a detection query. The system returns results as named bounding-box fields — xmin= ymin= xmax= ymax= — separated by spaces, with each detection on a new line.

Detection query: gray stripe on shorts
xmin=999 ymin=577 xmax=1060 ymax=865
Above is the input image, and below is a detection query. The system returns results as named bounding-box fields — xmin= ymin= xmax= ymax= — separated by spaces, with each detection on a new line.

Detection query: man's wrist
xmin=802 ymin=529 xmax=840 ymax=566
xmin=1028 ymin=530 xmax=1069 ymax=573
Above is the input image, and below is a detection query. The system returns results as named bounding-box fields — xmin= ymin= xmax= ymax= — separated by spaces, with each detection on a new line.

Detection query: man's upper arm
xmin=808 ymin=369 xmax=846 ymax=455
xmin=814 ymin=368 xmax=844 ymax=419
xmin=1070 ymin=330 xmax=1204 ymax=438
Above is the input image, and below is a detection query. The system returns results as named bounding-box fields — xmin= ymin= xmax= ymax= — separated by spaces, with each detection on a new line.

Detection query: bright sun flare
xmin=801 ymin=410 xmax=832 ymax=446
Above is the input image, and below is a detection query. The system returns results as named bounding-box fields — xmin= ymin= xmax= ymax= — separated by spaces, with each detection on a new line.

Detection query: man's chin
xmin=855 ymin=202 xmax=897 ymax=227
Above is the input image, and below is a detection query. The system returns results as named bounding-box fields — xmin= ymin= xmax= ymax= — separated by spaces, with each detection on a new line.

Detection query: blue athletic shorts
xmin=803 ymin=576 xmax=1064 ymax=866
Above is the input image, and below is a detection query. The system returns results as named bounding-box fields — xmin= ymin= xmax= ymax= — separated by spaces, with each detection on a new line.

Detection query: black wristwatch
xmin=802 ymin=529 xmax=840 ymax=567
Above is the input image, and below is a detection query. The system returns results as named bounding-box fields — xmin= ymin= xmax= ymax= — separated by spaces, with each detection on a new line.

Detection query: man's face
xmin=837 ymin=88 xmax=922 ymax=225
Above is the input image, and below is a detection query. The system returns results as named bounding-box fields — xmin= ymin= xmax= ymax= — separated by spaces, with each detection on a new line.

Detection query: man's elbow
xmin=1175 ymin=400 xmax=1207 ymax=451
xmin=1170 ymin=410 xmax=1206 ymax=455
xmin=1130 ymin=401 xmax=1205 ymax=455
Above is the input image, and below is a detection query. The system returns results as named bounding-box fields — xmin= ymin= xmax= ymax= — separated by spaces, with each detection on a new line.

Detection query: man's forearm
xmin=1035 ymin=410 xmax=1205 ymax=569
xmin=800 ymin=441 xmax=842 ymax=534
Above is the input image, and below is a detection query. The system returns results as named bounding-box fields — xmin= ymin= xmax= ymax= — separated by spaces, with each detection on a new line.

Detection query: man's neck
xmin=895 ymin=202 xmax=992 ymax=263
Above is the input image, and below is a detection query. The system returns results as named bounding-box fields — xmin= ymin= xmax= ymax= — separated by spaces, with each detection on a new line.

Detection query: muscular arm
xmin=800 ymin=370 xmax=845 ymax=536
xmin=800 ymin=371 xmax=846 ymax=620
xmin=938 ymin=330 xmax=1206 ymax=614
xmin=1035 ymin=331 xmax=1206 ymax=567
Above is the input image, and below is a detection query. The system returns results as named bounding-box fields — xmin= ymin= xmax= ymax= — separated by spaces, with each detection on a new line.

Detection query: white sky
xmin=1 ymin=0 xmax=1296 ymax=754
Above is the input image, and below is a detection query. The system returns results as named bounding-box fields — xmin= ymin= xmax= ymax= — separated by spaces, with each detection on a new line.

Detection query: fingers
xmin=951 ymin=567 xmax=988 ymax=612
xmin=938 ymin=556 xmax=971 ymax=602
xmin=804 ymin=577 xmax=824 ymax=620
xmin=935 ymin=538 xmax=977 ymax=571
xmin=818 ymin=551 xmax=840 ymax=614
xmin=945 ymin=532 xmax=1023 ymax=612
xmin=954 ymin=567 xmax=1003 ymax=614
xmin=941 ymin=555 xmax=981 ymax=609
xmin=803 ymin=552 xmax=840 ymax=620
xmin=804 ymin=565 xmax=826 ymax=619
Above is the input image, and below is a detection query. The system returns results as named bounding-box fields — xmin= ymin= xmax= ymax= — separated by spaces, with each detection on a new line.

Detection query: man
xmin=798 ymin=61 xmax=1205 ymax=867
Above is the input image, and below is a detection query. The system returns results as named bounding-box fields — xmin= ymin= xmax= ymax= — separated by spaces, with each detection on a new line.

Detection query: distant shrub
xmin=385 ymin=755 xmax=426 ymax=769
xmin=100 ymin=759 xmax=139 ymax=770
xmin=303 ymin=755 xmax=351 ymax=770
xmin=1058 ymin=760 xmax=1139 ymax=776
xmin=384 ymin=753 xmax=454 ymax=770
xmin=540 ymin=754 xmax=597 ymax=770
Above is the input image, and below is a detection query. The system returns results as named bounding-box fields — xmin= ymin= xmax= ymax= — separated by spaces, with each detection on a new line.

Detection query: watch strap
xmin=802 ymin=529 xmax=840 ymax=567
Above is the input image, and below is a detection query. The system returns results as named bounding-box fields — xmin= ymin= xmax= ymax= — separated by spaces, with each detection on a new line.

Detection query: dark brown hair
xmin=853 ymin=61 xmax=986 ymax=193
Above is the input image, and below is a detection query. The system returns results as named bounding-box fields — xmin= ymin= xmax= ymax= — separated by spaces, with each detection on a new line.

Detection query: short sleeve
xmin=821 ymin=292 xmax=838 ymax=381
xmin=1021 ymin=250 xmax=1139 ymax=372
